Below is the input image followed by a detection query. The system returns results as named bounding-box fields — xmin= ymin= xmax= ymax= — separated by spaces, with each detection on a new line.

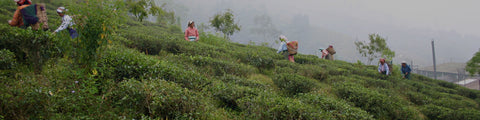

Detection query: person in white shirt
xmin=378 ymin=58 xmax=390 ymax=75
xmin=53 ymin=7 xmax=78 ymax=39
xmin=276 ymin=35 xmax=289 ymax=60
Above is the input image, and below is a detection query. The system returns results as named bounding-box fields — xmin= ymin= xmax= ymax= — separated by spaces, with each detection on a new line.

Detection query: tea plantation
xmin=1 ymin=0 xmax=480 ymax=119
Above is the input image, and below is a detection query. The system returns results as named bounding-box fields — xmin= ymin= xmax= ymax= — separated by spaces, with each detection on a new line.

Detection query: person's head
xmin=188 ymin=21 xmax=195 ymax=28
xmin=329 ymin=45 xmax=333 ymax=48
xmin=279 ymin=35 xmax=288 ymax=42
xmin=15 ymin=0 xmax=31 ymax=6
xmin=379 ymin=58 xmax=385 ymax=63
xmin=401 ymin=61 xmax=407 ymax=67
xmin=57 ymin=7 xmax=66 ymax=17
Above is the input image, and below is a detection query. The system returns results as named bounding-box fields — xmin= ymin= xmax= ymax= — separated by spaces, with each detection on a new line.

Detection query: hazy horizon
xmin=157 ymin=0 xmax=480 ymax=67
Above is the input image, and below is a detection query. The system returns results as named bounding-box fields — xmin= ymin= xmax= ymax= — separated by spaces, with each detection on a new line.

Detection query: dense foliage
xmin=1 ymin=0 xmax=480 ymax=119
xmin=355 ymin=33 xmax=396 ymax=65
xmin=209 ymin=9 xmax=241 ymax=40
xmin=467 ymin=50 xmax=480 ymax=75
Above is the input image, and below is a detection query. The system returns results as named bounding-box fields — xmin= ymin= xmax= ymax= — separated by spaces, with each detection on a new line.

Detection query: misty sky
xmin=162 ymin=0 xmax=480 ymax=67
xmin=269 ymin=0 xmax=480 ymax=35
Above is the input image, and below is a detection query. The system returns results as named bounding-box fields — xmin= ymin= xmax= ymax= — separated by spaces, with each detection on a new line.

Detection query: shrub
xmin=237 ymin=94 xmax=330 ymax=119
xmin=294 ymin=54 xmax=322 ymax=65
xmin=68 ymin=0 xmax=126 ymax=69
xmin=0 ymin=25 xmax=59 ymax=72
xmin=110 ymin=78 xmax=207 ymax=119
xmin=432 ymin=97 xmax=478 ymax=110
xmin=217 ymin=75 xmax=273 ymax=90
xmin=273 ymin=73 xmax=319 ymax=95
xmin=421 ymin=104 xmax=453 ymax=119
xmin=296 ymin=65 xmax=329 ymax=81
xmin=187 ymin=55 xmax=257 ymax=77
xmin=456 ymin=87 xmax=480 ymax=99
xmin=406 ymin=91 xmax=432 ymax=105
xmin=453 ymin=108 xmax=480 ymax=120
xmin=0 ymin=80 xmax=50 ymax=119
xmin=234 ymin=50 xmax=275 ymax=69
xmin=210 ymin=81 xmax=258 ymax=111
xmin=0 ymin=49 xmax=16 ymax=69
xmin=98 ymin=46 xmax=211 ymax=90
xmin=422 ymin=104 xmax=480 ymax=120
xmin=297 ymin=93 xmax=374 ymax=120
xmin=334 ymin=82 xmax=419 ymax=119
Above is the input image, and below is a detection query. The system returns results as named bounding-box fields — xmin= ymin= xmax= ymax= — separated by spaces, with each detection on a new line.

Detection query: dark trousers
xmin=68 ymin=28 xmax=78 ymax=39
xmin=403 ymin=73 xmax=411 ymax=79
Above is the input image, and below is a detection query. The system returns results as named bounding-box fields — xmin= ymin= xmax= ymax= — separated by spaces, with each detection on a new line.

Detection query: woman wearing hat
xmin=8 ymin=0 xmax=32 ymax=27
xmin=53 ymin=7 xmax=78 ymax=39
xmin=184 ymin=21 xmax=199 ymax=42
xmin=401 ymin=61 xmax=412 ymax=79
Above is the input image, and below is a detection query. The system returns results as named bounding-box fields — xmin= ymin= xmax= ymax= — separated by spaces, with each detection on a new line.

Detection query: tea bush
xmin=237 ymin=94 xmax=330 ymax=119
xmin=210 ymin=81 xmax=259 ymax=111
xmin=0 ymin=24 xmax=59 ymax=72
xmin=2 ymin=0 xmax=480 ymax=119
xmin=98 ymin=46 xmax=211 ymax=90
xmin=110 ymin=78 xmax=208 ymax=119
xmin=422 ymin=104 xmax=480 ymax=120
xmin=216 ymin=75 xmax=273 ymax=90
xmin=186 ymin=55 xmax=257 ymax=77
xmin=405 ymin=91 xmax=432 ymax=105
xmin=0 ymin=49 xmax=16 ymax=70
xmin=334 ymin=82 xmax=419 ymax=119
xmin=297 ymin=93 xmax=374 ymax=120
xmin=274 ymin=73 xmax=319 ymax=95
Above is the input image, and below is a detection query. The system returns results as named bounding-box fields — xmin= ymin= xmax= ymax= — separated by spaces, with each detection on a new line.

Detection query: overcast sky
xmin=255 ymin=0 xmax=480 ymax=35
xmin=164 ymin=0 xmax=480 ymax=66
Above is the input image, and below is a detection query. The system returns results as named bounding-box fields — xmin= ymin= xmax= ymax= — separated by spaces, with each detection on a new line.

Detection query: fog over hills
xmin=156 ymin=0 xmax=480 ymax=66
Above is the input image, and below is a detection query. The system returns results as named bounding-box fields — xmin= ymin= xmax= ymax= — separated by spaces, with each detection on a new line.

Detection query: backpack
xmin=34 ymin=3 xmax=48 ymax=30
xmin=20 ymin=4 xmax=38 ymax=27
xmin=287 ymin=41 xmax=298 ymax=55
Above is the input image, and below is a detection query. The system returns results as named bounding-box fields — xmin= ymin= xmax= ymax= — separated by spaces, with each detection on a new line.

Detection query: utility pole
xmin=432 ymin=39 xmax=437 ymax=80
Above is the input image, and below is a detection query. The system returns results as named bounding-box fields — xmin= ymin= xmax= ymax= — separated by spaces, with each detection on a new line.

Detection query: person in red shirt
xmin=184 ymin=21 xmax=199 ymax=42
xmin=8 ymin=0 xmax=32 ymax=27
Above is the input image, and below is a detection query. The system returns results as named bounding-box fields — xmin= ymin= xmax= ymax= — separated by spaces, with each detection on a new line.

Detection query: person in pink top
xmin=184 ymin=21 xmax=199 ymax=41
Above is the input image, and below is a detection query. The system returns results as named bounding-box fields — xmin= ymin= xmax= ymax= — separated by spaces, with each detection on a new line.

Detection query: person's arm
xmin=9 ymin=7 xmax=23 ymax=26
xmin=378 ymin=65 xmax=382 ymax=73
xmin=54 ymin=16 xmax=71 ymax=33
xmin=406 ymin=66 xmax=412 ymax=74
xmin=277 ymin=43 xmax=283 ymax=53
xmin=195 ymin=29 xmax=199 ymax=41
xmin=184 ymin=29 xmax=189 ymax=41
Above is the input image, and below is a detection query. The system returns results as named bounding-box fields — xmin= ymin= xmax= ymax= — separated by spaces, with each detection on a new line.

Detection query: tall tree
xmin=355 ymin=34 xmax=396 ymax=65
xmin=209 ymin=9 xmax=241 ymax=40
xmin=466 ymin=50 xmax=480 ymax=75
xmin=126 ymin=0 xmax=161 ymax=22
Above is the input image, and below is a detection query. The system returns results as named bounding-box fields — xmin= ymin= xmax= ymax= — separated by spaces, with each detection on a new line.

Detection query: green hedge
xmin=334 ymin=82 xmax=420 ymax=119
xmin=274 ymin=73 xmax=319 ymax=95
xmin=297 ymin=93 xmax=374 ymax=120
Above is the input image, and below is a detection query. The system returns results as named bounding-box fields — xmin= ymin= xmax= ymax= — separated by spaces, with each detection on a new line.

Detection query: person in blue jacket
xmin=401 ymin=61 xmax=412 ymax=79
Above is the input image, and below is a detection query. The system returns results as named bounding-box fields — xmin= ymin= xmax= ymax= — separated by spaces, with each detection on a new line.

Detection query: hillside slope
xmin=1 ymin=1 xmax=480 ymax=119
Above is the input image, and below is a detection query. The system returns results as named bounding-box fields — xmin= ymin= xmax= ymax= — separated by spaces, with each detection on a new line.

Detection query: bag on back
xmin=34 ymin=3 xmax=48 ymax=30
xmin=287 ymin=41 xmax=298 ymax=55
xmin=20 ymin=4 xmax=38 ymax=27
